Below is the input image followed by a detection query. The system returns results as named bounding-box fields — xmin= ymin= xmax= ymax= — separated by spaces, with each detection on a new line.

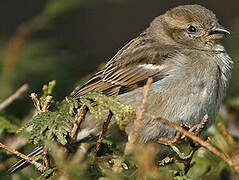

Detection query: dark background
xmin=0 ymin=0 xmax=238 ymax=100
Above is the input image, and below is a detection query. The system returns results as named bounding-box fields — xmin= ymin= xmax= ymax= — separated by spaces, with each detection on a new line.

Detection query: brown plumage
xmin=73 ymin=35 xmax=174 ymax=97
xmin=9 ymin=4 xmax=233 ymax=174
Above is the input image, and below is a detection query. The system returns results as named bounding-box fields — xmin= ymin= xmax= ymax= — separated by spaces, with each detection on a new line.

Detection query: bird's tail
xmin=8 ymin=146 xmax=43 ymax=174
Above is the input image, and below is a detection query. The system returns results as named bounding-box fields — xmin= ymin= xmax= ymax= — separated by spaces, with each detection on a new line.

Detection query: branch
xmin=30 ymin=93 xmax=52 ymax=113
xmin=155 ymin=117 xmax=239 ymax=173
xmin=125 ymin=78 xmax=153 ymax=155
xmin=0 ymin=84 xmax=29 ymax=111
xmin=43 ymin=145 xmax=50 ymax=170
xmin=70 ymin=104 xmax=87 ymax=140
xmin=218 ymin=123 xmax=235 ymax=145
xmin=93 ymin=111 xmax=113 ymax=161
xmin=0 ymin=142 xmax=45 ymax=172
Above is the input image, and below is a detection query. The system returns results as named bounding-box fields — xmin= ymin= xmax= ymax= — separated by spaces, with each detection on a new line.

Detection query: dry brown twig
xmin=30 ymin=93 xmax=53 ymax=114
xmin=0 ymin=83 xmax=54 ymax=173
xmin=0 ymin=84 xmax=50 ymax=173
xmin=156 ymin=117 xmax=239 ymax=173
xmin=70 ymin=104 xmax=88 ymax=140
xmin=43 ymin=145 xmax=50 ymax=170
xmin=0 ymin=142 xmax=46 ymax=172
xmin=219 ymin=105 xmax=239 ymax=138
xmin=218 ymin=123 xmax=235 ymax=145
xmin=30 ymin=93 xmax=41 ymax=113
xmin=124 ymin=78 xmax=153 ymax=155
xmin=28 ymin=92 xmax=53 ymax=171
xmin=42 ymin=96 xmax=53 ymax=112
xmin=0 ymin=84 xmax=29 ymax=112
xmin=93 ymin=111 xmax=113 ymax=161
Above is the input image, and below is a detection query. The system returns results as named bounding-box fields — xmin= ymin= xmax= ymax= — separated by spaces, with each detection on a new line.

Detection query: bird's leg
xmin=159 ymin=156 xmax=174 ymax=166
xmin=174 ymin=116 xmax=208 ymax=173
xmin=156 ymin=131 xmax=182 ymax=146
xmin=180 ymin=115 xmax=209 ymax=172
xmin=157 ymin=131 xmax=193 ymax=160
xmin=170 ymin=144 xmax=194 ymax=160
xmin=157 ymin=115 xmax=208 ymax=161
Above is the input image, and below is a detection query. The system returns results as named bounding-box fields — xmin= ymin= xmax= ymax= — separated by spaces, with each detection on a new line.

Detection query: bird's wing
xmin=73 ymin=35 xmax=176 ymax=97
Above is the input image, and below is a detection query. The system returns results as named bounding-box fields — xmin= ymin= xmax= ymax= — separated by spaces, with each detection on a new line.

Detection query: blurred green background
xmin=0 ymin=0 xmax=239 ymax=179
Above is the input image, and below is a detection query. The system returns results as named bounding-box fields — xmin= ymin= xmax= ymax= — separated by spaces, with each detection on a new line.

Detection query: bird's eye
xmin=187 ymin=25 xmax=197 ymax=32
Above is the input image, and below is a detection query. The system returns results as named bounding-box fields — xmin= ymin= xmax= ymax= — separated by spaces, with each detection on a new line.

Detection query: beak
xmin=202 ymin=27 xmax=230 ymax=41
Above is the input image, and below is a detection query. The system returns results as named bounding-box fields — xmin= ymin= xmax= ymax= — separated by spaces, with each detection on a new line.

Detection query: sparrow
xmin=74 ymin=4 xmax=233 ymax=143
xmin=9 ymin=4 xmax=233 ymax=174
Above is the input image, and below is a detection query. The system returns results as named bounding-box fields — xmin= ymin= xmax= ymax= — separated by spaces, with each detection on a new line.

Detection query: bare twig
xmin=93 ymin=111 xmax=113 ymax=161
xmin=218 ymin=123 xmax=235 ymax=145
xmin=0 ymin=84 xmax=29 ymax=111
xmin=0 ymin=142 xmax=45 ymax=172
xmin=124 ymin=78 xmax=153 ymax=155
xmin=30 ymin=93 xmax=52 ymax=114
xmin=30 ymin=93 xmax=42 ymax=113
xmin=155 ymin=117 xmax=239 ymax=172
xmin=135 ymin=77 xmax=153 ymax=132
xmin=43 ymin=145 xmax=50 ymax=170
xmin=228 ymin=114 xmax=239 ymax=139
xmin=28 ymin=91 xmax=53 ymax=171
xmin=70 ymin=104 xmax=87 ymax=140
xmin=42 ymin=96 xmax=53 ymax=112
xmin=220 ymin=105 xmax=239 ymax=138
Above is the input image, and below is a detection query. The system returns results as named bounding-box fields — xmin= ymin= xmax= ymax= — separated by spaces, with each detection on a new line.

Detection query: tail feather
xmin=8 ymin=146 xmax=43 ymax=174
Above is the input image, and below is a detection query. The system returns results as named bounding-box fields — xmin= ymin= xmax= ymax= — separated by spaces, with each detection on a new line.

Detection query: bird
xmin=74 ymin=4 xmax=233 ymax=143
xmin=9 ymin=4 xmax=233 ymax=174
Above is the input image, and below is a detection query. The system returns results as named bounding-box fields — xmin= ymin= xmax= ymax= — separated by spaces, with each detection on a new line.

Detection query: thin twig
xmin=218 ymin=123 xmax=235 ymax=145
xmin=0 ymin=84 xmax=29 ymax=111
xmin=28 ymin=91 xmax=53 ymax=171
xmin=30 ymin=93 xmax=41 ymax=113
xmin=124 ymin=78 xmax=153 ymax=155
xmin=30 ymin=93 xmax=52 ymax=114
xmin=135 ymin=77 xmax=153 ymax=133
xmin=43 ymin=145 xmax=50 ymax=170
xmin=70 ymin=104 xmax=87 ymax=140
xmin=93 ymin=111 xmax=113 ymax=161
xmin=155 ymin=117 xmax=239 ymax=172
xmin=42 ymin=96 xmax=53 ymax=112
xmin=0 ymin=142 xmax=45 ymax=172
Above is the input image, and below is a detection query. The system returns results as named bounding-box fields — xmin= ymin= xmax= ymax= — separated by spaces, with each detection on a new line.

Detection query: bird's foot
xmin=156 ymin=114 xmax=209 ymax=160
xmin=156 ymin=132 xmax=194 ymax=160
xmin=159 ymin=156 xmax=174 ymax=166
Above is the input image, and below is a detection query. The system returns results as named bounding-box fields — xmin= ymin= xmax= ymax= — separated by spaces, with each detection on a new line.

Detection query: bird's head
xmin=149 ymin=4 xmax=230 ymax=51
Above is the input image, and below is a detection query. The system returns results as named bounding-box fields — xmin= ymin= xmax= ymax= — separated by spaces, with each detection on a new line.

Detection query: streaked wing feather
xmin=73 ymin=35 xmax=176 ymax=97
